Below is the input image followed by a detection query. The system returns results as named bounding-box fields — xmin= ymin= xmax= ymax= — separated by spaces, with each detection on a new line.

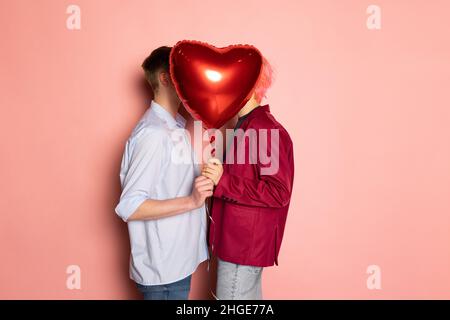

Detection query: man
xmin=115 ymin=46 xmax=213 ymax=300
xmin=203 ymin=58 xmax=294 ymax=300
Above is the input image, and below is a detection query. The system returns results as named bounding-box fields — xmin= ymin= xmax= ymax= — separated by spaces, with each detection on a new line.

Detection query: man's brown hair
xmin=141 ymin=46 xmax=172 ymax=92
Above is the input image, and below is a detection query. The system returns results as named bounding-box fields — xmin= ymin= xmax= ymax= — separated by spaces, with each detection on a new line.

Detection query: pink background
xmin=1 ymin=0 xmax=449 ymax=299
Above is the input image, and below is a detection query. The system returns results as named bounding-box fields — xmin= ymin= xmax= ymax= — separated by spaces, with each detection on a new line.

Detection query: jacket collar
xmin=238 ymin=104 xmax=270 ymax=121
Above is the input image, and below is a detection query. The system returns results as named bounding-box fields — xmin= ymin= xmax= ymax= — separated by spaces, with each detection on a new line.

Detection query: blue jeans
xmin=216 ymin=258 xmax=263 ymax=300
xmin=136 ymin=275 xmax=192 ymax=300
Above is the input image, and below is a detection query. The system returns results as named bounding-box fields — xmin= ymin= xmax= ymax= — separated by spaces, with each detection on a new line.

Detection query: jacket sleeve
xmin=213 ymin=129 xmax=294 ymax=208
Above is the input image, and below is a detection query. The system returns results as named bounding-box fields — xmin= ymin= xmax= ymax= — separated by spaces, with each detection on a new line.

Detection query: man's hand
xmin=202 ymin=158 xmax=223 ymax=186
xmin=190 ymin=176 xmax=214 ymax=209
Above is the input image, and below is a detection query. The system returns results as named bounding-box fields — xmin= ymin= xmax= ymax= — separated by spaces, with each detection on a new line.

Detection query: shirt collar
xmin=150 ymin=100 xmax=186 ymax=129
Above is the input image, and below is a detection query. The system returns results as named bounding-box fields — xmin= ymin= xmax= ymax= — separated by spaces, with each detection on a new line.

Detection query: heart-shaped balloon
xmin=170 ymin=40 xmax=263 ymax=129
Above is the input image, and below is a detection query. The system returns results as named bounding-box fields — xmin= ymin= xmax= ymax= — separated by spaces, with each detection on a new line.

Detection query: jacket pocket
xmin=221 ymin=203 xmax=256 ymax=259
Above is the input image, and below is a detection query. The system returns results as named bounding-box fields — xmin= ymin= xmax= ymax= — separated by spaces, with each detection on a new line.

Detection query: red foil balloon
xmin=170 ymin=40 xmax=263 ymax=129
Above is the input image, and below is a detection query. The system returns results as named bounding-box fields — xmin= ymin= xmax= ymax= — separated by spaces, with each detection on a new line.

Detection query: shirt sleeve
xmin=213 ymin=129 xmax=294 ymax=208
xmin=115 ymin=128 xmax=167 ymax=222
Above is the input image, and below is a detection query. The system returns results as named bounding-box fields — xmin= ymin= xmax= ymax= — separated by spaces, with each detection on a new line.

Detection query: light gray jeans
xmin=216 ymin=258 xmax=263 ymax=300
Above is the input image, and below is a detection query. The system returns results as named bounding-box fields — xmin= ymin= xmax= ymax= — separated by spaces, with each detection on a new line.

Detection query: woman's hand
xmin=202 ymin=158 xmax=223 ymax=186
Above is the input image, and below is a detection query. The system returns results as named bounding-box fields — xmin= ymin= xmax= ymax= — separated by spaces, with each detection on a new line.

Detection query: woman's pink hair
xmin=254 ymin=56 xmax=274 ymax=103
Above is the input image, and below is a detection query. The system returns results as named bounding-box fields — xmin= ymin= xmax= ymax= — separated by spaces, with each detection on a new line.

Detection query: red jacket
xmin=209 ymin=105 xmax=294 ymax=267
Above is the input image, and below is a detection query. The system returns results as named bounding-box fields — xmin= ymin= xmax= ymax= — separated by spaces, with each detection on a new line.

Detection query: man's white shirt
xmin=115 ymin=100 xmax=208 ymax=285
